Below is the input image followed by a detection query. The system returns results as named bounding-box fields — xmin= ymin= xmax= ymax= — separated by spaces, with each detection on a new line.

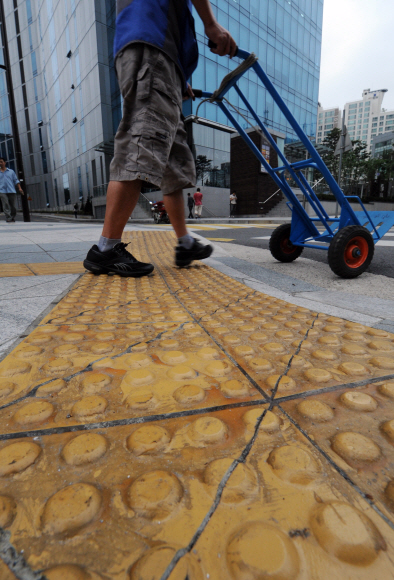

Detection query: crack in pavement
xmin=0 ymin=530 xmax=46 ymax=580
xmin=158 ymin=313 xmax=320 ymax=579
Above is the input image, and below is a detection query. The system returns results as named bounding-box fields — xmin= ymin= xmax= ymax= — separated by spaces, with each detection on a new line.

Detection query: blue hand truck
xmin=193 ymin=46 xmax=394 ymax=278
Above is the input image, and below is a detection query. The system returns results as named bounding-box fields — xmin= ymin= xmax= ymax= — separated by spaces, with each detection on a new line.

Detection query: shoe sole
xmin=176 ymin=245 xmax=213 ymax=268
xmin=83 ymin=260 xmax=154 ymax=278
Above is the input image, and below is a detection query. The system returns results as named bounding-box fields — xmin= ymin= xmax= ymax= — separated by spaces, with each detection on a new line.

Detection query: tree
xmin=195 ymin=155 xmax=212 ymax=185
xmin=364 ymin=149 xmax=394 ymax=198
xmin=320 ymin=129 xmax=370 ymax=195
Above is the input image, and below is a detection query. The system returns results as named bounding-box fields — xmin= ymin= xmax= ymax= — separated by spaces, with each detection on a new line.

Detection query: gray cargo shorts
xmin=110 ymin=44 xmax=196 ymax=195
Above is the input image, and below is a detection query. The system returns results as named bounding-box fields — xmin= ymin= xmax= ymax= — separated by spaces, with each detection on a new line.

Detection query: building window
xmin=28 ymin=26 xmax=33 ymax=51
xmin=75 ymin=51 xmax=81 ymax=85
xmin=75 ymin=125 xmax=79 ymax=155
xmin=86 ymin=163 xmax=90 ymax=196
xmin=27 ymin=132 xmax=33 ymax=154
xmin=26 ymin=0 xmax=33 ymax=23
xmin=54 ymin=177 xmax=59 ymax=206
xmin=63 ymin=173 xmax=70 ymax=205
xmin=51 ymin=50 xmax=59 ymax=80
xmin=57 ymin=110 xmax=64 ymax=137
xmin=80 ymin=120 xmax=86 ymax=152
xmin=59 ymin=136 xmax=66 ymax=165
xmin=79 ymin=86 xmax=84 ymax=117
xmin=349 ymin=104 xmax=357 ymax=109
xmin=36 ymin=102 xmax=42 ymax=124
xmin=33 ymin=77 xmax=38 ymax=101
xmin=44 ymin=181 xmax=50 ymax=205
xmin=31 ymin=51 xmax=37 ymax=76
xmin=41 ymin=151 xmax=48 ymax=174
xmin=77 ymin=165 xmax=83 ymax=198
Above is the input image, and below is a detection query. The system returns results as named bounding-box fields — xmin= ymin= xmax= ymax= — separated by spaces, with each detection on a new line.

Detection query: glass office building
xmin=185 ymin=0 xmax=324 ymax=187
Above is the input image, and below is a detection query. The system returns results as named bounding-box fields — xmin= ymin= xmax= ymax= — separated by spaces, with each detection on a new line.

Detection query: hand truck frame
xmin=193 ymin=47 xmax=394 ymax=278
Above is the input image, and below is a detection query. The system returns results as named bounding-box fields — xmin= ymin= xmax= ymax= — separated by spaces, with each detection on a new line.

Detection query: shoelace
xmin=113 ymin=242 xmax=137 ymax=262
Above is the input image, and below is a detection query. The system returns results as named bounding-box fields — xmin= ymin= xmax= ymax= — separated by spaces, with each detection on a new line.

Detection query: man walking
xmin=193 ymin=187 xmax=203 ymax=219
xmin=230 ymin=191 xmax=237 ymax=216
xmin=187 ymin=192 xmax=194 ymax=219
xmin=0 ymin=158 xmax=23 ymax=223
xmin=83 ymin=0 xmax=236 ymax=276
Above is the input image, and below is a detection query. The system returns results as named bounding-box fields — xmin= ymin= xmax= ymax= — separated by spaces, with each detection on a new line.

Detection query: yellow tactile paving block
xmin=0 ymin=263 xmax=34 ymax=277
xmin=281 ymin=379 xmax=394 ymax=526
xmin=0 ymin=322 xmax=265 ymax=435
xmin=1 ymin=407 xmax=394 ymax=578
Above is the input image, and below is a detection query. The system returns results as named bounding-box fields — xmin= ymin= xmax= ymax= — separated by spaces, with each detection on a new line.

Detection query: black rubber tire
xmin=269 ymin=223 xmax=304 ymax=263
xmin=328 ymin=225 xmax=374 ymax=279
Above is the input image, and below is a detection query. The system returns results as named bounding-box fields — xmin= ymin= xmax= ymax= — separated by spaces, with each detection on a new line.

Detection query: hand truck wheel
xmin=328 ymin=225 xmax=374 ymax=279
xmin=269 ymin=223 xmax=303 ymax=263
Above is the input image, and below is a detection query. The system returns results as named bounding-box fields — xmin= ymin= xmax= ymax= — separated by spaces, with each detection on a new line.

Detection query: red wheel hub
xmin=280 ymin=237 xmax=296 ymax=255
xmin=344 ymin=236 xmax=369 ymax=268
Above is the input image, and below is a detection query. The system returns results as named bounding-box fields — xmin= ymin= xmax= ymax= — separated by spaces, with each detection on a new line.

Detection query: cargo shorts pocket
xmin=132 ymin=120 xmax=172 ymax=177
xmin=136 ymin=63 xmax=152 ymax=101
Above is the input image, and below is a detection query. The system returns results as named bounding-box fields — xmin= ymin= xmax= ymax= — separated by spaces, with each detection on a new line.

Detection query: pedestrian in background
xmin=230 ymin=191 xmax=237 ymax=216
xmin=187 ymin=192 xmax=194 ymax=218
xmin=0 ymin=157 xmax=23 ymax=223
xmin=74 ymin=202 xmax=79 ymax=219
xmin=193 ymin=187 xmax=203 ymax=219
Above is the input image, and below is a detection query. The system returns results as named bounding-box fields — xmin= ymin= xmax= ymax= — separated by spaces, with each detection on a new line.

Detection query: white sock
xmin=178 ymin=233 xmax=194 ymax=250
xmin=98 ymin=236 xmax=121 ymax=252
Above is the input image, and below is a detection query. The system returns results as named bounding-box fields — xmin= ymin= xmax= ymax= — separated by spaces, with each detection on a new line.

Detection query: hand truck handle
xmin=208 ymin=39 xmax=239 ymax=58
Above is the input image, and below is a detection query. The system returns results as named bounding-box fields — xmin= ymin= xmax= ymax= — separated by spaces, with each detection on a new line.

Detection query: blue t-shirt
xmin=0 ymin=168 xmax=19 ymax=194
xmin=115 ymin=0 xmax=199 ymax=84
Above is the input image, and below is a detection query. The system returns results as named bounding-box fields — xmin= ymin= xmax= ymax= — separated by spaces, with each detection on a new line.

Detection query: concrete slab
xmin=214 ymin=242 xmax=394 ymax=301
xmin=0 ymin=253 xmax=55 ymax=264
xmin=296 ymin=290 xmax=394 ymax=322
xmin=0 ymin=275 xmax=78 ymax=300
xmin=214 ymin=255 xmax=322 ymax=293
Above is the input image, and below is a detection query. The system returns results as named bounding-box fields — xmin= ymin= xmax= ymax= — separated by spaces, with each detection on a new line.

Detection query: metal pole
xmin=335 ymin=109 xmax=346 ymax=219
xmin=0 ymin=0 xmax=30 ymax=222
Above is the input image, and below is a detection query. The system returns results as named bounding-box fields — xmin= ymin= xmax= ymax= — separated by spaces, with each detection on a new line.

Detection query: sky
xmin=318 ymin=0 xmax=394 ymax=112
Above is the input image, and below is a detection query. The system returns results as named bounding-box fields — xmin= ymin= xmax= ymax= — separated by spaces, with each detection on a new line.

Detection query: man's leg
xmin=164 ymin=190 xmax=187 ymax=238
xmin=8 ymin=194 xmax=17 ymax=219
xmin=101 ymin=180 xmax=141 ymax=239
xmin=0 ymin=193 xmax=11 ymax=221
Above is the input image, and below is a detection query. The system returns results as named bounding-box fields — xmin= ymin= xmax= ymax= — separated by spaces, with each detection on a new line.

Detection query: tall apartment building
xmin=4 ymin=0 xmax=324 ymax=213
xmin=316 ymin=104 xmax=341 ymax=144
xmin=316 ymin=89 xmax=394 ymax=152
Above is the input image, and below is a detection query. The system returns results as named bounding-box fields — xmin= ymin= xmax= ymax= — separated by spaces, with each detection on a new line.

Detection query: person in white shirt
xmin=0 ymin=157 xmax=24 ymax=223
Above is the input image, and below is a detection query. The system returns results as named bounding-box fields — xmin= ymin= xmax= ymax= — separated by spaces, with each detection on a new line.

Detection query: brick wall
xmin=230 ymin=130 xmax=282 ymax=215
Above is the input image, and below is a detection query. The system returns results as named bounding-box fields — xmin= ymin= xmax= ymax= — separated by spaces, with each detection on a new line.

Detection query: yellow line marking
xmin=0 ymin=262 xmax=86 ymax=277
xmin=0 ymin=264 xmax=34 ymax=277
xmin=205 ymin=238 xmax=235 ymax=242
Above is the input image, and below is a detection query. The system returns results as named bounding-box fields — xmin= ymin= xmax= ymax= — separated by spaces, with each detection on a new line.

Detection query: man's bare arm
xmin=191 ymin=0 xmax=237 ymax=57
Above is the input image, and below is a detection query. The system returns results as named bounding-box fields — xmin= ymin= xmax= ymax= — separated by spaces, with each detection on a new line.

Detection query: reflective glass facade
xmin=186 ymin=0 xmax=323 ymax=187
xmin=190 ymin=0 xmax=323 ymax=140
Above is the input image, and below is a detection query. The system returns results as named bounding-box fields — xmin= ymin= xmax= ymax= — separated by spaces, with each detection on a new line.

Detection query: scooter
xmin=150 ymin=200 xmax=170 ymax=224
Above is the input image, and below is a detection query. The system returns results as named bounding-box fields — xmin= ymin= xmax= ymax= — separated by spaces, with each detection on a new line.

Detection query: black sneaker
xmin=83 ymin=242 xmax=154 ymax=277
xmin=175 ymin=238 xmax=213 ymax=268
